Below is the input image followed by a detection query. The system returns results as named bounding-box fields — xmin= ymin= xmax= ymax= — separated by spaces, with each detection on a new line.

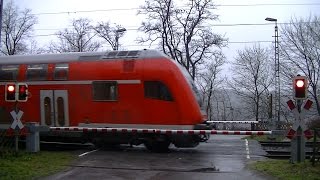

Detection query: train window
xmin=0 ymin=65 xmax=19 ymax=81
xmin=57 ymin=97 xmax=65 ymax=126
xmin=44 ymin=97 xmax=52 ymax=126
xmin=92 ymin=81 xmax=118 ymax=101
xmin=54 ymin=63 xmax=69 ymax=80
xmin=26 ymin=64 xmax=48 ymax=81
xmin=144 ymin=81 xmax=173 ymax=101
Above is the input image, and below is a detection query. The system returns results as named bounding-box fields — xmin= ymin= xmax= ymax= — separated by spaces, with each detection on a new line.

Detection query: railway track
xmin=39 ymin=141 xmax=95 ymax=151
xmin=264 ymin=150 xmax=314 ymax=159
xmin=18 ymin=140 xmax=95 ymax=151
xmin=259 ymin=141 xmax=319 ymax=147
xmin=260 ymin=141 xmax=319 ymax=159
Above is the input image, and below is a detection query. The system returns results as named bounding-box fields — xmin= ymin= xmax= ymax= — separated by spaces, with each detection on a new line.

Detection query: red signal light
xmin=4 ymin=83 xmax=29 ymax=102
xmin=5 ymin=84 xmax=16 ymax=101
xmin=296 ymin=80 xmax=304 ymax=88
xmin=7 ymin=85 xmax=15 ymax=92
xmin=18 ymin=84 xmax=28 ymax=101
xmin=19 ymin=85 xmax=26 ymax=92
xmin=293 ymin=76 xmax=308 ymax=100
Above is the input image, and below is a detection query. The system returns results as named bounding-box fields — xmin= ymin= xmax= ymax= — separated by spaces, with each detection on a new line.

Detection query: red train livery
xmin=0 ymin=50 xmax=211 ymax=151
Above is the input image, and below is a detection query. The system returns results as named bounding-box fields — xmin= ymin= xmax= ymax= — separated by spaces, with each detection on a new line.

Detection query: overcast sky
xmin=14 ymin=0 xmax=320 ymax=75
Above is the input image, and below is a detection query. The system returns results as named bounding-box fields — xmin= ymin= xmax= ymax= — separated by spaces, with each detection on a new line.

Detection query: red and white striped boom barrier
xmin=50 ymin=127 xmax=271 ymax=135
xmin=206 ymin=121 xmax=259 ymax=124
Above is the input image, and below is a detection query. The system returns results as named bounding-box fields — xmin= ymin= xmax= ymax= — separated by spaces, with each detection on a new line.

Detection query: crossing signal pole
xmin=287 ymin=75 xmax=312 ymax=163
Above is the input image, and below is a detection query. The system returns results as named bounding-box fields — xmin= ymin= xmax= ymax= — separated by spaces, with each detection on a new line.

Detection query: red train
xmin=0 ymin=49 xmax=211 ymax=151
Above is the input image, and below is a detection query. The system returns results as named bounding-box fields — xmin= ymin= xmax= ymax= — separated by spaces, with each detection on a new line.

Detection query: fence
xmin=311 ymin=128 xmax=320 ymax=166
xmin=0 ymin=129 xmax=16 ymax=157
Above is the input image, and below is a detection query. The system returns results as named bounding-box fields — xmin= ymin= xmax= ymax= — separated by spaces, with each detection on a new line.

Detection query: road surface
xmin=43 ymin=135 xmax=274 ymax=180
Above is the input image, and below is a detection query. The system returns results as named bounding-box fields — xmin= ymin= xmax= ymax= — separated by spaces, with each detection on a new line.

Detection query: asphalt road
xmin=43 ymin=135 xmax=274 ymax=180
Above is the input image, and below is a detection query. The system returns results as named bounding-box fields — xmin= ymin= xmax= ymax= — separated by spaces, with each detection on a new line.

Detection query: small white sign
xmin=10 ymin=110 xmax=24 ymax=129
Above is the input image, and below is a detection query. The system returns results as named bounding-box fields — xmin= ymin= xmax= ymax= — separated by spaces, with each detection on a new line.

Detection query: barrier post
xmin=26 ymin=122 xmax=40 ymax=152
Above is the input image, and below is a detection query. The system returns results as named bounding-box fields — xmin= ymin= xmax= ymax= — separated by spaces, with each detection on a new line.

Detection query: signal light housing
xmin=4 ymin=83 xmax=29 ymax=102
xmin=18 ymin=83 xmax=28 ymax=101
xmin=293 ymin=75 xmax=308 ymax=100
xmin=5 ymin=83 xmax=16 ymax=101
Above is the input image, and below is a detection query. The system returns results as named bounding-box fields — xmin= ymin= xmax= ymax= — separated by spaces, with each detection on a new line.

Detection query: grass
xmin=249 ymin=160 xmax=320 ymax=180
xmin=0 ymin=151 xmax=75 ymax=180
xmin=243 ymin=134 xmax=320 ymax=142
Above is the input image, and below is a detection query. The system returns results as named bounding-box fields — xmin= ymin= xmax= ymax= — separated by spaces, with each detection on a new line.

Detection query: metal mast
xmin=274 ymin=22 xmax=280 ymax=129
xmin=265 ymin=17 xmax=280 ymax=129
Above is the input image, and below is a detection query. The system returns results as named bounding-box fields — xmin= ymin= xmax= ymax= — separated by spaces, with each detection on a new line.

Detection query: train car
xmin=0 ymin=49 xmax=211 ymax=151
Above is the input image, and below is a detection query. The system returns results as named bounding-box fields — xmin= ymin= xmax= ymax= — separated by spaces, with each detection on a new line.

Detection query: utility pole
xmin=265 ymin=17 xmax=280 ymax=129
xmin=0 ymin=0 xmax=3 ymax=46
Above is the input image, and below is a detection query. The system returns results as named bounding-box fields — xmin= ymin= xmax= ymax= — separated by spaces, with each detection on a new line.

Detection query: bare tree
xmin=1 ymin=1 xmax=37 ymax=55
xmin=228 ymin=45 xmax=273 ymax=122
xmin=93 ymin=22 xmax=126 ymax=50
xmin=197 ymin=51 xmax=225 ymax=120
xmin=138 ymin=0 xmax=226 ymax=80
xmin=280 ymin=15 xmax=320 ymax=115
xmin=49 ymin=18 xmax=101 ymax=53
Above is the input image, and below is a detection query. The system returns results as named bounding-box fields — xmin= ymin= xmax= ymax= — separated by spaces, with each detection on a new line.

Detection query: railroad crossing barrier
xmin=50 ymin=127 xmax=272 ymax=135
xmin=207 ymin=121 xmax=259 ymax=131
xmin=206 ymin=121 xmax=258 ymax=124
xmin=1 ymin=125 xmax=273 ymax=153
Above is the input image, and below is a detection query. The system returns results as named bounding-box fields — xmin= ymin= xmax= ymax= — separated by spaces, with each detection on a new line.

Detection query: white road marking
xmin=78 ymin=149 xmax=99 ymax=157
xmin=245 ymin=139 xmax=250 ymax=159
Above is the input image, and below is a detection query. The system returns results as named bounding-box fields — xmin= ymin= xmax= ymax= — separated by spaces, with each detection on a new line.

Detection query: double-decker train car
xmin=0 ymin=49 xmax=211 ymax=151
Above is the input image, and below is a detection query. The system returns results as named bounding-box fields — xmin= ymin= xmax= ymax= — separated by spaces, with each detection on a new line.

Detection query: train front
xmin=145 ymin=51 xmax=213 ymax=148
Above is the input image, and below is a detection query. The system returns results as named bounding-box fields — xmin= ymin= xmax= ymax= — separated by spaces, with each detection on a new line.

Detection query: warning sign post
xmin=286 ymin=99 xmax=313 ymax=163
xmin=7 ymin=105 xmax=28 ymax=152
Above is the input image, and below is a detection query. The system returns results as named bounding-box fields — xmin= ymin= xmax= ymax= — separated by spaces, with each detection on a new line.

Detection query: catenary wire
xmin=30 ymin=3 xmax=320 ymax=16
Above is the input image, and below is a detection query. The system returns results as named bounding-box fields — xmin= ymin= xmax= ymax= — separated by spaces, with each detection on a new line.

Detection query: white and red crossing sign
xmin=286 ymin=99 xmax=313 ymax=139
xmin=50 ymin=127 xmax=272 ymax=136
xmin=6 ymin=110 xmax=28 ymax=136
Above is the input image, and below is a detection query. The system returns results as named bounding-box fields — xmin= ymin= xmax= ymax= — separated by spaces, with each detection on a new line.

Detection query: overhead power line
xmin=32 ymin=8 xmax=140 ymax=16
xmin=215 ymin=3 xmax=320 ymax=7
xmin=31 ymin=3 xmax=320 ymax=16
xmin=102 ymin=40 xmax=273 ymax=48
xmin=34 ymin=21 xmax=320 ymax=32
xmin=31 ymin=32 xmax=272 ymax=44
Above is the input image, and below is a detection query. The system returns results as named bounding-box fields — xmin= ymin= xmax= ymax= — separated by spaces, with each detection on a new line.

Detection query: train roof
xmin=0 ymin=49 xmax=171 ymax=65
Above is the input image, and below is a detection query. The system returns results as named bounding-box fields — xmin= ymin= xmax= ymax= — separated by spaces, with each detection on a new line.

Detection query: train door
xmin=40 ymin=90 xmax=69 ymax=127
